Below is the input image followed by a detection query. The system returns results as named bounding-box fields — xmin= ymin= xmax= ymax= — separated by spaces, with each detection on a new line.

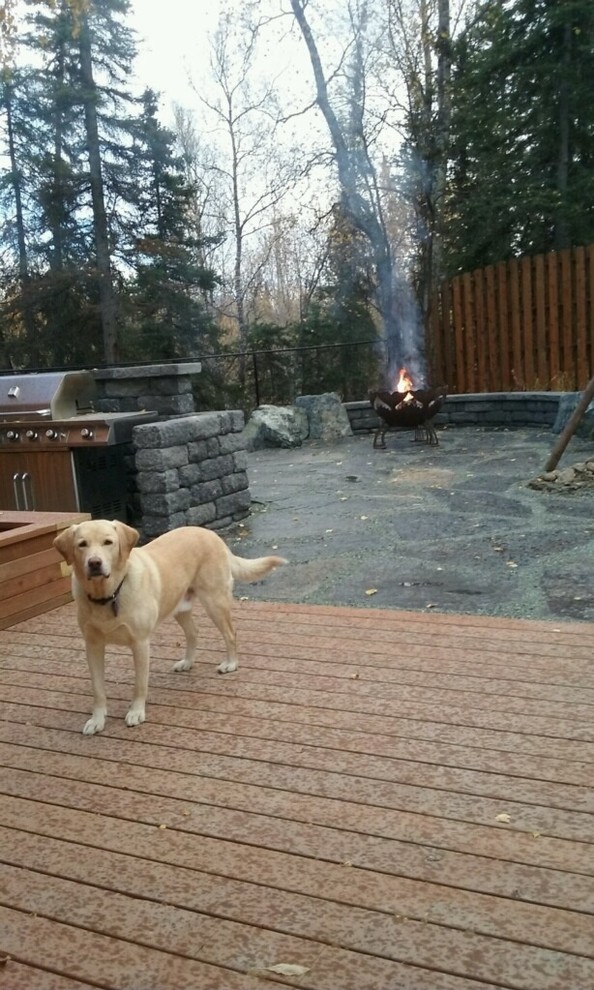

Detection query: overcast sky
xmin=128 ymin=0 xmax=222 ymax=116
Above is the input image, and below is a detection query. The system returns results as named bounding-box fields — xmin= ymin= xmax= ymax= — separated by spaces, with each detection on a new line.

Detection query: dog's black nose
xmin=87 ymin=556 xmax=103 ymax=575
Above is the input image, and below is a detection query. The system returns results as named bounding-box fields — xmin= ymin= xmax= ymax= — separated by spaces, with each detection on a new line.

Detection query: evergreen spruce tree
xmin=123 ymin=89 xmax=219 ymax=360
xmin=446 ymin=0 xmax=594 ymax=274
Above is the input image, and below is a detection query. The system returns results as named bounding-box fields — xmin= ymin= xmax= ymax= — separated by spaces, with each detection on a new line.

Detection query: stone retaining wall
xmin=93 ymin=362 xmax=201 ymax=416
xmin=345 ymin=392 xmax=563 ymax=434
xmin=133 ymin=411 xmax=250 ymax=539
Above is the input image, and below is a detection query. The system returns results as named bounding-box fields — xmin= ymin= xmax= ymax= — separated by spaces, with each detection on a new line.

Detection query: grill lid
xmin=0 ymin=371 xmax=97 ymax=420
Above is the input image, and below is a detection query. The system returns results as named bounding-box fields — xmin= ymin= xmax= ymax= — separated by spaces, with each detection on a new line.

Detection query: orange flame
xmin=394 ymin=367 xmax=414 ymax=394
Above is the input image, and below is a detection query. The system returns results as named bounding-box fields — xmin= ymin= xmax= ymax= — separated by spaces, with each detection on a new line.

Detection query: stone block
xmin=142 ymin=512 xmax=187 ymax=537
xmin=233 ymin=450 xmax=248 ymax=472
xmin=197 ymin=454 xmax=235 ymax=481
xmin=221 ymin=472 xmax=248 ymax=495
xmin=141 ymin=489 xmax=191 ymax=515
xmin=216 ymin=489 xmax=251 ymax=519
xmin=135 ymin=446 xmax=189 ymax=471
xmin=190 ymin=480 xmax=224 ymax=503
xmin=187 ymin=503 xmax=217 ymax=526
xmin=187 ymin=440 xmax=209 ymax=463
xmin=219 ymin=433 xmax=246 ymax=455
xmin=178 ymin=463 xmax=202 ymax=487
xmin=134 ymin=416 xmax=201 ymax=449
xmin=136 ymin=469 xmax=180 ymax=494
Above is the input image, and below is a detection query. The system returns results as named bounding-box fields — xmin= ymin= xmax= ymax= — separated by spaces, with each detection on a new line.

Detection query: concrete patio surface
xmin=233 ymin=424 xmax=594 ymax=623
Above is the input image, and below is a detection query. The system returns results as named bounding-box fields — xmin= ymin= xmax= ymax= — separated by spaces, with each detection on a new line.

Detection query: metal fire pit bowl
xmin=369 ymin=385 xmax=448 ymax=449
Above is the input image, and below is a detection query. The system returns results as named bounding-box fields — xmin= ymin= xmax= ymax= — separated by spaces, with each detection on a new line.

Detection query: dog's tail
xmin=228 ymin=549 xmax=287 ymax=583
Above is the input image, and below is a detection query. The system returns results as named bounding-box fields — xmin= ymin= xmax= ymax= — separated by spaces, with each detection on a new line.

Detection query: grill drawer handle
xmin=12 ymin=472 xmax=22 ymax=510
xmin=11 ymin=471 xmax=36 ymax=510
xmin=22 ymin=472 xmax=35 ymax=510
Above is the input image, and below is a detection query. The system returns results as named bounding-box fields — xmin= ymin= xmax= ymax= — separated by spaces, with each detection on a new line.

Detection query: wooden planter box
xmin=0 ymin=510 xmax=90 ymax=629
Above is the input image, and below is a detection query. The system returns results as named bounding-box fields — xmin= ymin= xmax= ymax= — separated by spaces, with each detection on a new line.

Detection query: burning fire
xmin=394 ymin=367 xmax=414 ymax=402
xmin=395 ymin=367 xmax=414 ymax=393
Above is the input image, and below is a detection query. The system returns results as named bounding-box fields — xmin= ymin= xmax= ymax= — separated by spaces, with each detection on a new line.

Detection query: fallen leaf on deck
xmin=506 ymin=561 xmax=518 ymax=568
xmin=360 ymin=515 xmax=369 ymax=520
xmin=495 ymin=813 xmax=512 ymax=823
xmin=365 ymin=588 xmax=378 ymax=596
xmin=266 ymin=963 xmax=311 ymax=976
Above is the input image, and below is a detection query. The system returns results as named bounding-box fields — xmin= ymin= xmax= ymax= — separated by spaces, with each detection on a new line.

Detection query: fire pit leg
xmin=373 ymin=426 xmax=387 ymax=449
xmin=426 ymin=422 xmax=439 ymax=445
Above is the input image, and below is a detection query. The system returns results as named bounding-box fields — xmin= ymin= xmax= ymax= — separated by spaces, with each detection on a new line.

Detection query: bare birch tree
xmin=192 ymin=10 xmax=299 ymax=382
xmin=289 ymin=0 xmax=431 ymax=381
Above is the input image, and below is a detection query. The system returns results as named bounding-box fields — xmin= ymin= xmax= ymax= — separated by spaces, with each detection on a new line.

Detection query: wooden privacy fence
xmin=430 ymin=245 xmax=594 ymax=392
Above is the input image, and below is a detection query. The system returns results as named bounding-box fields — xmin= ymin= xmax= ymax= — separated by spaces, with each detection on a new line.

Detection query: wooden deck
xmin=0 ymin=599 xmax=593 ymax=990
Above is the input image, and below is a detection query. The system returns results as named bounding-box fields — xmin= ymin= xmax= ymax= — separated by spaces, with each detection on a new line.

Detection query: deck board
xmin=1 ymin=599 xmax=593 ymax=989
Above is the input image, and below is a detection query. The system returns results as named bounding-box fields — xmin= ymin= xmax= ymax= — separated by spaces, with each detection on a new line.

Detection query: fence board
xmin=546 ymin=252 xmax=560 ymax=387
xmin=452 ymin=277 xmax=466 ymax=393
xmin=474 ymin=269 xmax=487 ymax=391
xmin=575 ymin=246 xmax=587 ymax=385
xmin=534 ymin=254 xmax=547 ymax=387
xmin=509 ymin=259 xmax=523 ymax=388
xmin=462 ymin=272 xmax=475 ymax=391
xmin=485 ymin=266 xmax=498 ymax=390
xmin=496 ymin=261 xmax=511 ymax=389
xmin=520 ymin=257 xmax=535 ymax=388
xmin=559 ymin=249 xmax=574 ymax=386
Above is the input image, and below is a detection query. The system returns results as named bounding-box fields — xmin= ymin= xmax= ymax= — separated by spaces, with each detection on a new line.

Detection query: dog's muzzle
xmin=86 ymin=556 xmax=107 ymax=578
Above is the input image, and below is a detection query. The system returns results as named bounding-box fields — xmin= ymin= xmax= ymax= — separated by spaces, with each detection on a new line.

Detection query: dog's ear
xmin=112 ymin=520 xmax=139 ymax=563
xmin=53 ymin=525 xmax=76 ymax=565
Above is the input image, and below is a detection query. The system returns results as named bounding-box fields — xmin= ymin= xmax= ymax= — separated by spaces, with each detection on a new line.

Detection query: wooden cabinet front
xmin=0 ymin=450 xmax=79 ymax=512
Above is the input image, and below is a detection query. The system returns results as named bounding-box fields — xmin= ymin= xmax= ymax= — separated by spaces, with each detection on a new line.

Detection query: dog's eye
xmin=103 ymin=539 xmax=114 ymax=546
xmin=78 ymin=540 xmax=88 ymax=548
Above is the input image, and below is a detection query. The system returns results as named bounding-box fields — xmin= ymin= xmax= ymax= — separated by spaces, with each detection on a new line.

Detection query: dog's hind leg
xmin=126 ymin=640 xmax=150 ymax=727
xmin=172 ymin=608 xmax=198 ymax=672
xmin=196 ymin=588 xmax=238 ymax=674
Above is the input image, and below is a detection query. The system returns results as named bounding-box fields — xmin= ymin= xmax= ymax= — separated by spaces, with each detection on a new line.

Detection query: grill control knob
xmin=25 ymin=429 xmax=38 ymax=441
xmin=45 ymin=429 xmax=59 ymax=440
xmin=6 ymin=430 xmax=20 ymax=441
xmin=80 ymin=428 xmax=94 ymax=440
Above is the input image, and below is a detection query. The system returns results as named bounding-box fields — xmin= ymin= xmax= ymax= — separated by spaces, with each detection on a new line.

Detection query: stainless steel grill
xmin=0 ymin=371 xmax=157 ymax=518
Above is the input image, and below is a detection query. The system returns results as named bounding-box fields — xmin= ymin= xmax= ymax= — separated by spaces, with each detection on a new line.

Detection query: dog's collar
xmin=87 ymin=576 xmax=126 ymax=617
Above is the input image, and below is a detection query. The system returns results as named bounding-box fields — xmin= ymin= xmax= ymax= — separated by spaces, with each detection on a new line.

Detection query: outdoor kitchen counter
xmin=0 ymin=510 xmax=90 ymax=629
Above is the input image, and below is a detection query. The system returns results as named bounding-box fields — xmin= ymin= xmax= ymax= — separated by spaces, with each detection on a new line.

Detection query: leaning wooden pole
xmin=544 ymin=375 xmax=594 ymax=472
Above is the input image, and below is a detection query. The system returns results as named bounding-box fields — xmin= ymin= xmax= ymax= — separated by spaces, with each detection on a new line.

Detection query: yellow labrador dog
xmin=54 ymin=519 xmax=286 ymax=735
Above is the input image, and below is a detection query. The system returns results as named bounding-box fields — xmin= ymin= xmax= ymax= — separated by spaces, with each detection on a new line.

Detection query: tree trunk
xmin=78 ymin=12 xmax=118 ymax=363
xmin=555 ymin=19 xmax=571 ymax=250
xmin=4 ymin=79 xmax=35 ymax=353
xmin=290 ymin=0 xmax=406 ymax=382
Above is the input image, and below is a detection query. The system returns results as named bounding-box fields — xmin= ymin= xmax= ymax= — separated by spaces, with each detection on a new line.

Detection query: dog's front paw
xmin=125 ymin=705 xmax=146 ymax=727
xmin=172 ymin=659 xmax=193 ymax=672
xmin=217 ymin=658 xmax=238 ymax=674
xmin=83 ymin=711 xmax=106 ymax=735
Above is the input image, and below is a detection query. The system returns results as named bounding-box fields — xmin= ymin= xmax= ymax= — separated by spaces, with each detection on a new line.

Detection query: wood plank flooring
xmin=0 ymin=600 xmax=593 ymax=989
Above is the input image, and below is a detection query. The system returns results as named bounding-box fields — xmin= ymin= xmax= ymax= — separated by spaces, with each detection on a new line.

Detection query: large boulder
xmin=552 ymin=392 xmax=594 ymax=439
xmin=295 ymin=392 xmax=353 ymax=441
xmin=243 ymin=404 xmax=309 ymax=451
